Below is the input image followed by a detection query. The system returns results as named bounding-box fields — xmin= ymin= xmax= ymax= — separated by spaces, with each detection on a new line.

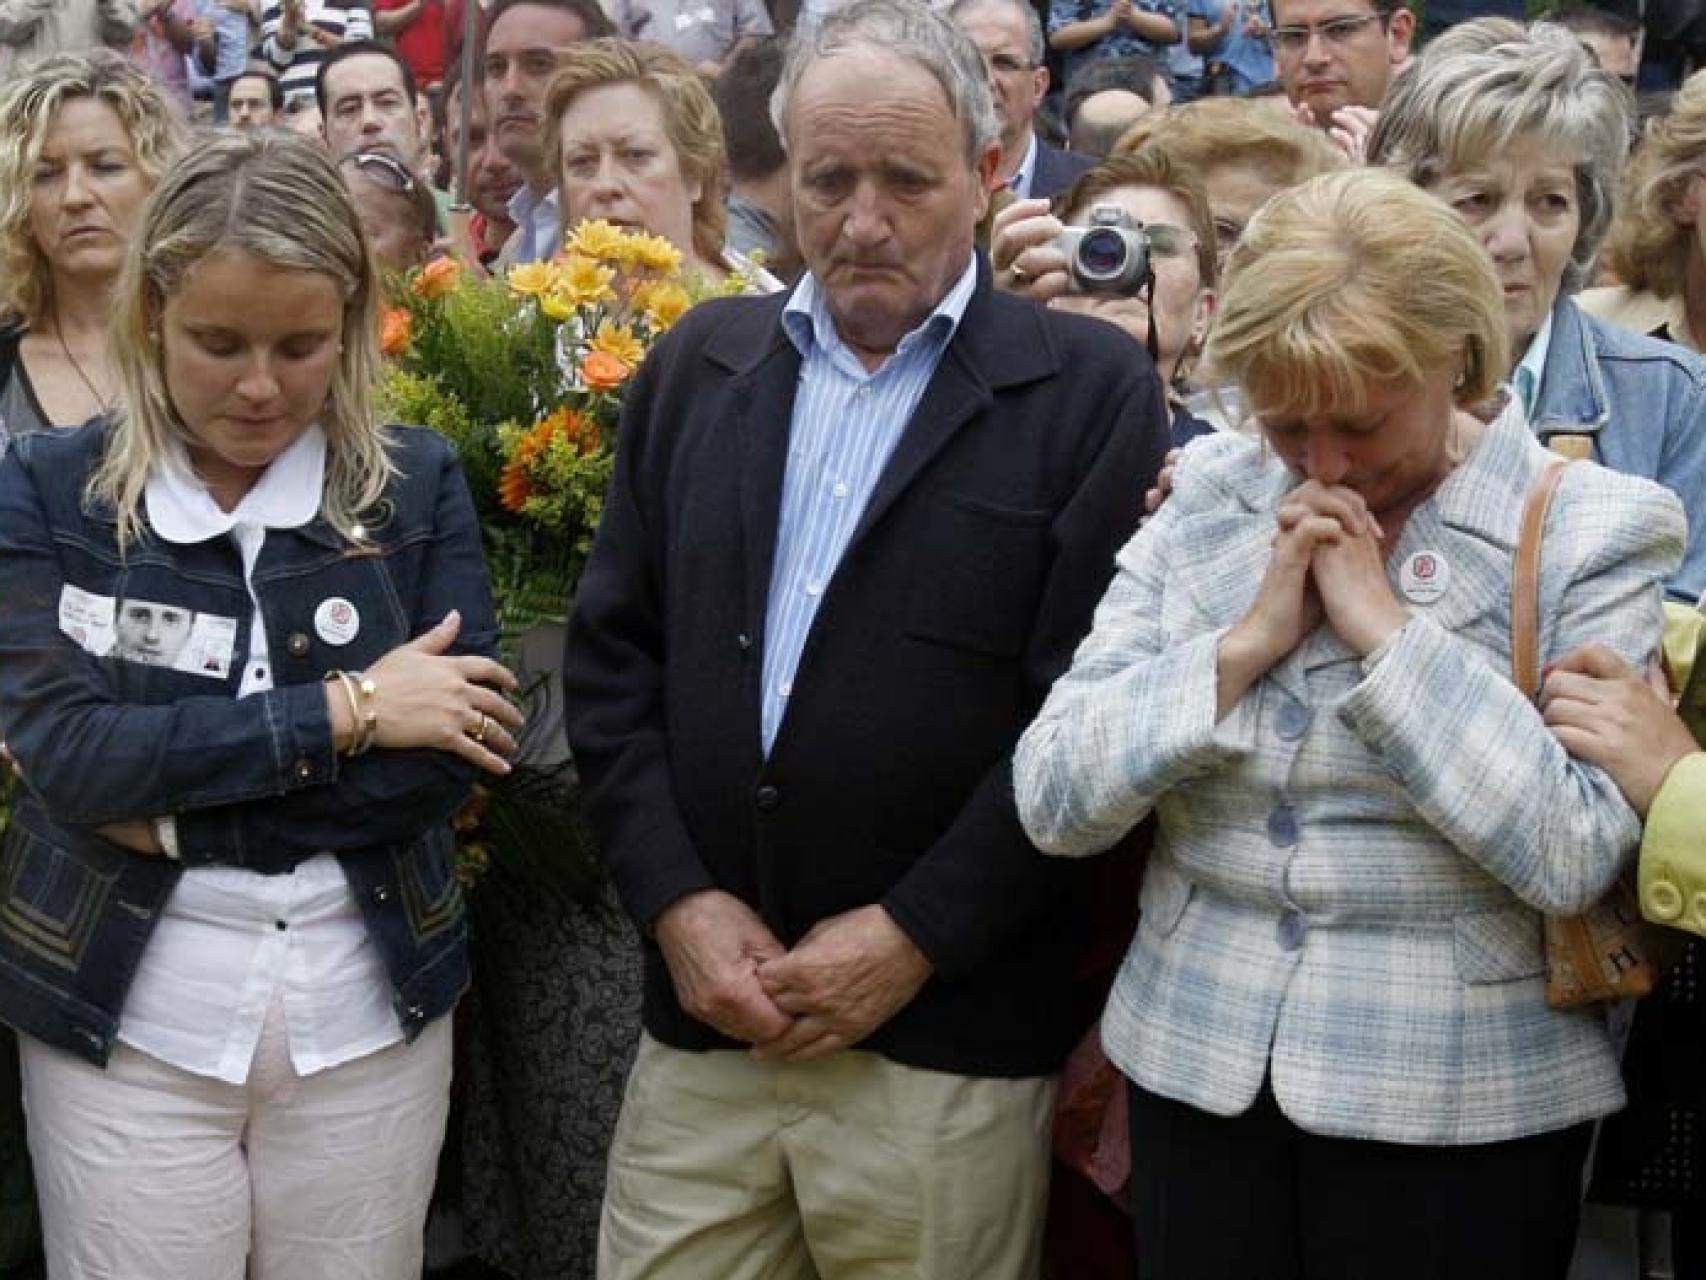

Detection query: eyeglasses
xmin=1267 ymin=12 xmax=1383 ymax=52
xmin=1143 ymin=223 xmax=1196 ymax=260
xmin=986 ymin=52 xmax=1036 ymax=75
xmin=343 ymin=149 xmax=418 ymax=193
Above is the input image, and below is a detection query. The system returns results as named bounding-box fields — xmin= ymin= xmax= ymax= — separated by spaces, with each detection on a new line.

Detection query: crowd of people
xmin=3 ymin=0 xmax=1706 ymax=1278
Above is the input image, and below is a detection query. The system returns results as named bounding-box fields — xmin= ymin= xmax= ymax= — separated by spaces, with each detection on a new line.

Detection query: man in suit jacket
xmin=952 ymin=0 xmax=1094 ymax=197
xmin=564 ymin=2 xmax=1167 ymax=1275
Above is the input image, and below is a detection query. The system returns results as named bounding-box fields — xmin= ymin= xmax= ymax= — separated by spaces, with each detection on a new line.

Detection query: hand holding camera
xmin=1051 ymin=204 xmax=1154 ymax=295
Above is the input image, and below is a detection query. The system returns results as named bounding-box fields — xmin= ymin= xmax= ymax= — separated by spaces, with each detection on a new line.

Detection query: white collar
xmin=145 ymin=426 xmax=327 ymax=545
xmin=1008 ymin=132 xmax=1039 ymax=198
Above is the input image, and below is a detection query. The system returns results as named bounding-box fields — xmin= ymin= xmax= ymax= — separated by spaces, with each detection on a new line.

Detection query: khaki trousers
xmin=19 ymin=995 xmax=451 ymax=1280
xmin=599 ymin=1033 xmax=1055 ymax=1280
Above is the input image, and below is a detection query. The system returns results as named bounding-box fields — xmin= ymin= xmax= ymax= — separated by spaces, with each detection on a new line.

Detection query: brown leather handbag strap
xmin=1512 ymin=459 xmax=1573 ymax=699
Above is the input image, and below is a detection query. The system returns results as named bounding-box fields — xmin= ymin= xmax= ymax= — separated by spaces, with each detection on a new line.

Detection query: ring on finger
xmin=469 ymin=712 xmax=491 ymax=745
xmin=1008 ymin=261 xmax=1028 ymax=283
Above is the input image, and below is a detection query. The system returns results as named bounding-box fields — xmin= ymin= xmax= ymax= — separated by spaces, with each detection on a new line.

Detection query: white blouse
xmin=116 ymin=427 xmax=402 ymax=1085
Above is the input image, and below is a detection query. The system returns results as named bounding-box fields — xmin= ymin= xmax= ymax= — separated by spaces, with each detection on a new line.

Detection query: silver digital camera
xmin=1052 ymin=204 xmax=1152 ymax=295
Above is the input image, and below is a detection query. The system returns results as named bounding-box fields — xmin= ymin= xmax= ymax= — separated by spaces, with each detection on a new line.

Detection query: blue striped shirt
xmin=761 ymin=258 xmax=980 ymax=754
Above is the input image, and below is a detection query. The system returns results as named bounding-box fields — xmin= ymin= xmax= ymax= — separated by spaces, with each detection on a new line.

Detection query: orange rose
xmin=412 ymin=257 xmax=462 ymax=299
xmin=582 ymin=349 xmax=632 ymax=392
xmin=379 ymin=307 xmax=412 ymax=357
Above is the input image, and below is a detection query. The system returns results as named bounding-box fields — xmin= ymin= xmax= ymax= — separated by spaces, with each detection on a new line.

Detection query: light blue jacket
xmin=1014 ymin=405 xmax=1683 ymax=1145
xmin=1534 ymin=295 xmax=1706 ymax=603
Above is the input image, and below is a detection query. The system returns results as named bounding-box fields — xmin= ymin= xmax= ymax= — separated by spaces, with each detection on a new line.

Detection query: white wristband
xmin=154 ymin=815 xmax=182 ymax=861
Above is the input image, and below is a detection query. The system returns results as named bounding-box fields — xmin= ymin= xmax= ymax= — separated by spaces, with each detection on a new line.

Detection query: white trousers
xmin=19 ymin=993 xmax=451 ymax=1280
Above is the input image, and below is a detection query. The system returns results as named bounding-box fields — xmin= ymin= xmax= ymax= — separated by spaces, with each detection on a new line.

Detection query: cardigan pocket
xmin=1454 ymin=902 xmax=1547 ymax=984
xmin=903 ymin=493 xmax=1049 ymax=658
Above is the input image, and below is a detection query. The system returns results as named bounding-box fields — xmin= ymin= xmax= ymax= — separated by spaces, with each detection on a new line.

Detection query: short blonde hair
xmin=544 ymin=39 xmax=729 ymax=269
xmin=1366 ymin=18 xmax=1633 ymax=294
xmin=1205 ymin=169 xmax=1508 ymax=421
xmin=0 ymin=51 xmax=185 ymax=326
xmin=95 ymin=131 xmax=392 ymax=549
xmin=1112 ymin=97 xmax=1345 ymax=197
xmin=1604 ymin=68 xmax=1706 ymax=294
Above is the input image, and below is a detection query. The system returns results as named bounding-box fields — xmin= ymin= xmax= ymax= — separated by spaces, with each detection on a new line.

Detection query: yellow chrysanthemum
xmin=633 ymin=280 xmax=691 ymax=329
xmin=556 ymin=253 xmax=618 ymax=307
xmin=588 ymin=322 xmax=646 ymax=367
xmin=564 ymin=218 xmax=630 ymax=263
xmin=625 ymin=233 xmax=683 ymax=275
xmin=539 ymin=291 xmax=575 ymax=321
xmin=507 ymin=261 xmax=555 ymax=297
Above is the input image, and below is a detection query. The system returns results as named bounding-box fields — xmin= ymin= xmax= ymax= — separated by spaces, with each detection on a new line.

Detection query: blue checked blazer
xmin=1014 ymin=404 xmax=1685 ymax=1145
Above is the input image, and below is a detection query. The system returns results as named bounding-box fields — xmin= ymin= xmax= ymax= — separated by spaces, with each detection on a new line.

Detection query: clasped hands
xmin=654 ymin=888 xmax=933 ymax=1064
xmin=1223 ymin=481 xmax=1409 ymax=698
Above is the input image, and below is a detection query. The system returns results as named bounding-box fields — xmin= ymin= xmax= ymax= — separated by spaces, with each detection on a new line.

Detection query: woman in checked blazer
xmin=1013 ymin=170 xmax=1684 ymax=1280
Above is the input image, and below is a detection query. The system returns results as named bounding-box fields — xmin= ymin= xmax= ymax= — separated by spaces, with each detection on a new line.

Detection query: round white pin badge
xmin=314 ymin=597 xmax=361 ymax=646
xmin=1399 ymin=551 xmax=1450 ymax=605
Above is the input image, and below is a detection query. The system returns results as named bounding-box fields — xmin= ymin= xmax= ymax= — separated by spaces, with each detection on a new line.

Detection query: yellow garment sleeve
xmin=1640 ymin=752 xmax=1706 ymax=937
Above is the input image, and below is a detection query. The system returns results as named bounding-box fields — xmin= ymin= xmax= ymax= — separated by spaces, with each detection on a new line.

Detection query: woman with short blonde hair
xmin=544 ymin=38 xmax=732 ymax=275
xmin=1015 ymin=167 xmax=1681 ymax=1280
xmin=1207 ymin=168 xmax=1507 ymax=419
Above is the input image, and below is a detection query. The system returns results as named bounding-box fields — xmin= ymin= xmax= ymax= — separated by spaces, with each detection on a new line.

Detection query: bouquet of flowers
xmin=379 ymin=222 xmax=755 ymax=899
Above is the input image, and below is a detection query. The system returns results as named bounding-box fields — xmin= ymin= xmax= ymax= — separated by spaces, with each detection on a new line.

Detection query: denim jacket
xmin=0 ymin=421 xmax=496 ymax=1066
xmin=1534 ymin=295 xmax=1706 ymax=603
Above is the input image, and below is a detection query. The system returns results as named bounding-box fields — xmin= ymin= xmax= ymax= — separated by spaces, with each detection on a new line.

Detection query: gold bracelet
xmin=352 ymin=672 xmax=379 ymax=755
xmin=323 ymin=669 xmax=366 ymax=756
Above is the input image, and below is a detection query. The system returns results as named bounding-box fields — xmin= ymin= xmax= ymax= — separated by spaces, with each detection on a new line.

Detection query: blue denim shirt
xmin=0 ymin=421 xmax=496 ymax=1066
xmin=1533 ymin=296 xmax=1706 ymax=603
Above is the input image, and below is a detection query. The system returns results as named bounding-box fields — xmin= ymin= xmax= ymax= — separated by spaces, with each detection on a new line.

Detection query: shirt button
xmin=286 ymin=632 xmax=311 ymax=657
xmin=832 ymin=482 xmax=849 ymax=500
xmin=755 ymin=785 xmax=781 ymax=813
xmin=274 ymin=919 xmax=288 ymax=932
xmin=1267 ymin=805 xmax=1300 ymax=848
xmin=1275 ymin=700 xmax=1312 ymax=741
xmin=1646 ymin=879 xmax=1684 ymax=921
xmin=805 ymin=580 xmax=823 ymax=597
xmin=857 ymin=385 xmax=872 ymax=398
xmin=1277 ymin=910 xmax=1307 ymax=952
xmin=778 ymin=679 xmax=792 ymax=697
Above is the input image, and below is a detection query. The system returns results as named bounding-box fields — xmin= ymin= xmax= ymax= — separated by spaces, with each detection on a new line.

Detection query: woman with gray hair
xmin=1367 ymin=16 xmax=1706 ymax=602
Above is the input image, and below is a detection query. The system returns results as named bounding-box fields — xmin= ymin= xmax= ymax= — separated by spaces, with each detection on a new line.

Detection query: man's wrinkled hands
xmin=654 ymin=889 xmax=795 ymax=1044
xmin=751 ymin=904 xmax=933 ymax=1064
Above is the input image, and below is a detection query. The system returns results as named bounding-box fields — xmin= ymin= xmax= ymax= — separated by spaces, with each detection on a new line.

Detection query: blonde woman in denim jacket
xmin=0 ymin=131 xmax=522 ymax=1279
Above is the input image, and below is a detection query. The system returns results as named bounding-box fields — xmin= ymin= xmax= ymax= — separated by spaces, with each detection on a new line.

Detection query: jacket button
xmin=1645 ymin=879 xmax=1684 ymax=921
xmin=1276 ymin=909 xmax=1307 ymax=952
xmin=754 ymin=785 xmax=781 ymax=813
xmin=372 ymin=885 xmax=391 ymax=904
xmin=1275 ymin=700 xmax=1312 ymax=741
xmin=286 ymin=632 xmax=311 ymax=657
xmin=407 ymin=1005 xmax=424 ymax=1021
xmin=292 ymin=758 xmax=314 ymax=782
xmin=1266 ymin=805 xmax=1299 ymax=848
